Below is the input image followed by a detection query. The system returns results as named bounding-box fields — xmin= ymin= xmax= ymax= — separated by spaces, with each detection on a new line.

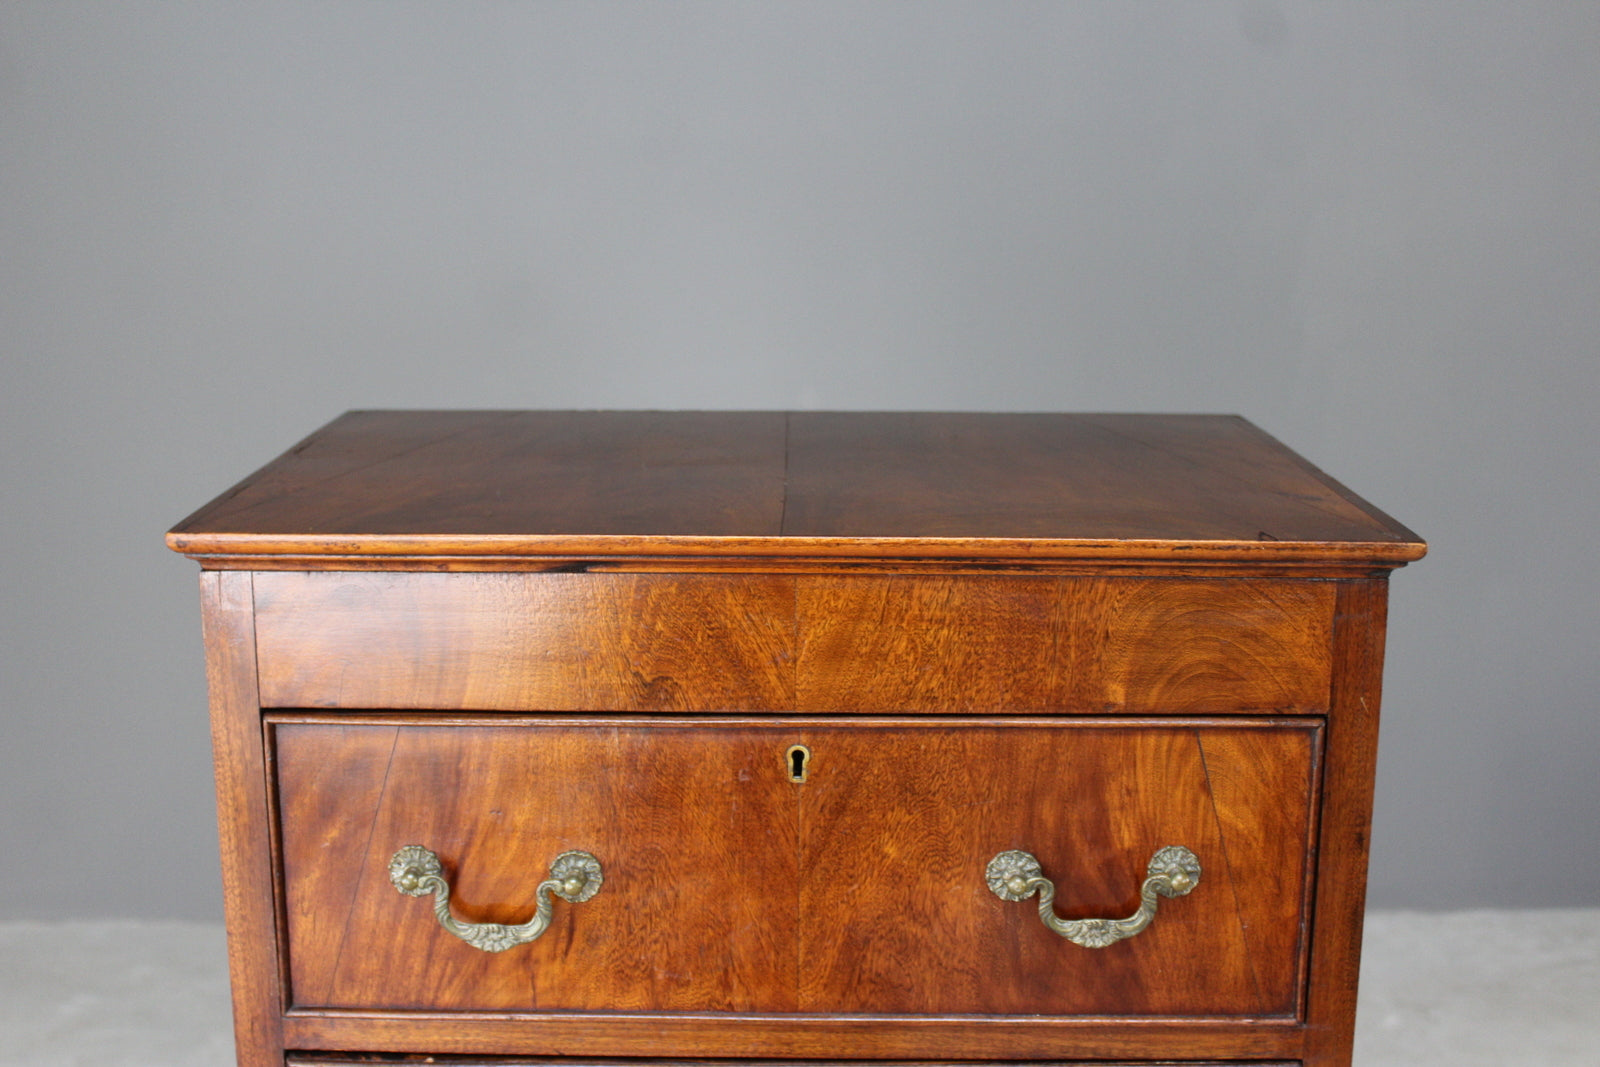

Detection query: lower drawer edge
xmin=288 ymin=1059 xmax=1298 ymax=1067
xmin=280 ymin=1012 xmax=1305 ymax=1063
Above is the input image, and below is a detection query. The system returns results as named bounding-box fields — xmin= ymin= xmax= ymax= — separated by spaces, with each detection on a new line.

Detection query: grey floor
xmin=1 ymin=910 xmax=1595 ymax=1065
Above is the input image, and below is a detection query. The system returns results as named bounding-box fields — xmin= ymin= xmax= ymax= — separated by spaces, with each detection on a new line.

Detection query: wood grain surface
xmin=795 ymin=720 xmax=1318 ymax=1016
xmin=168 ymin=411 xmax=1425 ymax=566
xmin=173 ymin=411 xmax=1420 ymax=1067
xmin=254 ymin=571 xmax=795 ymax=712
xmin=279 ymin=1008 xmax=1309 ymax=1062
xmin=275 ymin=720 xmax=800 ymax=1013
xmin=1300 ymin=578 xmax=1391 ymax=1067
xmin=782 ymin=412 xmax=1407 ymax=546
xmin=273 ymin=716 xmax=1317 ymax=1018
xmin=254 ymin=572 xmax=1332 ymax=715
xmin=795 ymin=575 xmax=1334 ymax=714
xmin=285 ymin=1061 xmax=1294 ymax=1067
xmin=173 ymin=410 xmax=788 ymax=539
xmin=199 ymin=572 xmax=285 ymax=1066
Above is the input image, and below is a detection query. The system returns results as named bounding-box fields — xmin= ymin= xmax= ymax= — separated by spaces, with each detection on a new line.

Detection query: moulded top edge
xmin=165 ymin=530 xmax=1428 ymax=566
xmin=167 ymin=411 xmax=1426 ymax=566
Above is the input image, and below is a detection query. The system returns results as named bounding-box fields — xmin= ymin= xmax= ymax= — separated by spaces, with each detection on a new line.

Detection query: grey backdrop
xmin=3 ymin=2 xmax=1596 ymax=920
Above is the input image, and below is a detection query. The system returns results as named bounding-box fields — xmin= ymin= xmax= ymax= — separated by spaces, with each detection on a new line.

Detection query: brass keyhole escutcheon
xmin=786 ymin=744 xmax=811 ymax=783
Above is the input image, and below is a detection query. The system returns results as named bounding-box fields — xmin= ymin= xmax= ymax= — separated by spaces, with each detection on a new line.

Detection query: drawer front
xmin=274 ymin=718 xmax=800 ymax=1012
xmin=795 ymin=574 xmax=1334 ymax=714
xmin=286 ymin=1060 xmax=1296 ymax=1067
xmin=254 ymin=572 xmax=797 ymax=712
xmin=254 ymin=572 xmax=1334 ymax=714
xmin=796 ymin=719 xmax=1318 ymax=1017
xmin=273 ymin=716 xmax=1319 ymax=1018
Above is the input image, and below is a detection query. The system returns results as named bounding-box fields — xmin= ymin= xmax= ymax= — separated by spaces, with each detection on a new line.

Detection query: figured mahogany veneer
xmin=284 ymin=1060 xmax=1299 ymax=1067
xmin=274 ymin=716 xmax=1318 ymax=1017
xmin=171 ymin=411 xmax=1423 ymax=1067
xmin=252 ymin=572 xmax=1333 ymax=714
xmin=168 ymin=411 xmax=1422 ymax=567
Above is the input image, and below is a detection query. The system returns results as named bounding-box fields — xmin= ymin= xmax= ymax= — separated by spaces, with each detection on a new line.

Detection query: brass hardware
xmin=986 ymin=845 xmax=1201 ymax=949
xmin=388 ymin=845 xmax=602 ymax=953
xmin=786 ymin=743 xmax=811 ymax=782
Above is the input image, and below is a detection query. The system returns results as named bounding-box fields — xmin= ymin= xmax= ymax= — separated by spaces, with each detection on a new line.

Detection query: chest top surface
xmin=167 ymin=410 xmax=1424 ymax=568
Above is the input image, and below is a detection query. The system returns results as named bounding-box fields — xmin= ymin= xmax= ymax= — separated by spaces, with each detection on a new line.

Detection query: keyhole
xmin=786 ymin=744 xmax=811 ymax=783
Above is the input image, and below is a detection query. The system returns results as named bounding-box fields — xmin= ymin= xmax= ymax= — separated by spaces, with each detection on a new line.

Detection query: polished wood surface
xmin=783 ymin=412 xmax=1405 ymax=544
xmin=1301 ymin=578 xmax=1391 ymax=1066
xmin=795 ymin=720 xmax=1318 ymax=1017
xmin=281 ymin=1062 xmax=1292 ymax=1067
xmin=176 ymin=410 xmax=787 ymax=538
xmin=254 ymin=572 xmax=1332 ymax=715
xmin=172 ymin=411 xmax=1423 ymax=1067
xmin=273 ymin=716 xmax=1316 ymax=1017
xmin=275 ymin=719 xmax=799 ymax=1013
xmin=168 ymin=411 xmax=1424 ymax=565
xmin=794 ymin=575 xmax=1333 ymax=715
xmin=199 ymin=572 xmax=282 ymax=1065
xmin=279 ymin=1009 xmax=1309 ymax=1061
xmin=254 ymin=572 xmax=795 ymax=712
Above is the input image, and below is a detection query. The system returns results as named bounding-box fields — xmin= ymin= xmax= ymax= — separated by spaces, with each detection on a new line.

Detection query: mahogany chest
xmin=168 ymin=411 xmax=1424 ymax=1067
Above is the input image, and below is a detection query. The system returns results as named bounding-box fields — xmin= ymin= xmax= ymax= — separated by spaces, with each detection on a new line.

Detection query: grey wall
xmin=2 ymin=2 xmax=1596 ymax=920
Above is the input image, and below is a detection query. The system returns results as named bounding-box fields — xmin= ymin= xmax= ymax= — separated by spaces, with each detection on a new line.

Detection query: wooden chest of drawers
xmin=169 ymin=411 xmax=1423 ymax=1067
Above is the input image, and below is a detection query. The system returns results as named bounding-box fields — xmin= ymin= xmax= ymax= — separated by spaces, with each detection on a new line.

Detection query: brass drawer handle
xmin=986 ymin=845 xmax=1201 ymax=948
xmin=388 ymin=845 xmax=603 ymax=953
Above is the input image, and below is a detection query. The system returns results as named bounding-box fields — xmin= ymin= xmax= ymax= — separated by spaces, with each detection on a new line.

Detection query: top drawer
xmin=252 ymin=572 xmax=1335 ymax=714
